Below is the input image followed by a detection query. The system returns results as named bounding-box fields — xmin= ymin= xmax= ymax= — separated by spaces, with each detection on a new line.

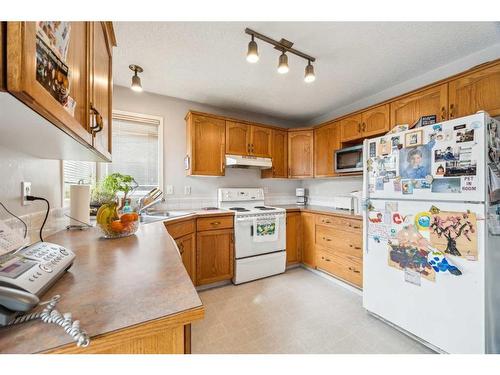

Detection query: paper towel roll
xmin=70 ymin=184 xmax=91 ymax=226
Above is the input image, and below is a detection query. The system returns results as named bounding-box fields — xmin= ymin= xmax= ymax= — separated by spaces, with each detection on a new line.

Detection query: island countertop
xmin=0 ymin=220 xmax=204 ymax=354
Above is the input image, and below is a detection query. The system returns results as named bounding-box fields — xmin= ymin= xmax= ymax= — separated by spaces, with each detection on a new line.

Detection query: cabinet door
xmin=176 ymin=233 xmax=196 ymax=284
xmin=250 ymin=125 xmax=272 ymax=157
xmin=285 ymin=212 xmax=301 ymax=264
xmin=188 ymin=114 xmax=226 ymax=176
xmin=340 ymin=114 xmax=362 ymax=142
xmin=301 ymin=212 xmax=316 ymax=268
xmin=6 ymin=21 xmax=92 ymax=146
xmin=261 ymin=129 xmax=287 ymax=178
xmin=91 ymin=22 xmax=113 ymax=161
xmin=288 ymin=130 xmax=314 ymax=178
xmin=226 ymin=121 xmax=250 ymax=155
xmin=448 ymin=64 xmax=500 ymax=118
xmin=361 ymin=104 xmax=390 ymax=138
xmin=390 ymin=84 xmax=448 ymax=127
xmin=196 ymin=229 xmax=234 ymax=285
xmin=314 ymin=122 xmax=340 ymax=177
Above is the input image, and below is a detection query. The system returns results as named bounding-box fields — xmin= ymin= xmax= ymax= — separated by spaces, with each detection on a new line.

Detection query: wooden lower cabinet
xmin=285 ymin=211 xmax=301 ymax=264
xmin=316 ymin=249 xmax=362 ymax=288
xmin=196 ymin=228 xmax=234 ymax=285
xmin=176 ymin=233 xmax=196 ymax=283
xmin=301 ymin=212 xmax=316 ymax=267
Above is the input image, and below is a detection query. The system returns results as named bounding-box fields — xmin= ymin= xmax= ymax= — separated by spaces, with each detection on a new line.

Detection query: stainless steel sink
xmin=140 ymin=210 xmax=195 ymax=224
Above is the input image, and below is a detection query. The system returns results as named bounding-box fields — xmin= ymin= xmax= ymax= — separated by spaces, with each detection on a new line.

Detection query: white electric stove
xmin=217 ymin=188 xmax=286 ymax=284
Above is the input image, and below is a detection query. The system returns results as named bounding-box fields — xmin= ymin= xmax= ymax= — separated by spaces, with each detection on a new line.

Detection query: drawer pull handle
xmin=354 ymin=246 xmax=361 ymax=250
xmin=322 ymin=237 xmax=332 ymax=242
xmin=211 ymin=221 xmax=221 ymax=225
xmin=322 ymin=219 xmax=331 ymax=224
xmin=348 ymin=267 xmax=360 ymax=274
xmin=322 ymin=257 xmax=331 ymax=262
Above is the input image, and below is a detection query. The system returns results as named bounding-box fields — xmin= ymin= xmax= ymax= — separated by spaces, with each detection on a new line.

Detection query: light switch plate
xmin=166 ymin=185 xmax=174 ymax=195
xmin=184 ymin=186 xmax=191 ymax=195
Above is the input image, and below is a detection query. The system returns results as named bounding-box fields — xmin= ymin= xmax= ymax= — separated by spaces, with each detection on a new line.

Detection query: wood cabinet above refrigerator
xmin=0 ymin=21 xmax=115 ymax=162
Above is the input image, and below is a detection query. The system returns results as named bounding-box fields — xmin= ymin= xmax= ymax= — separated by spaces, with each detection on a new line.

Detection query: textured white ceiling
xmin=113 ymin=22 xmax=500 ymax=124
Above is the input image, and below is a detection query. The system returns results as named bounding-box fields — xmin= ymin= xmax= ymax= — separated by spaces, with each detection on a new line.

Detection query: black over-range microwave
xmin=334 ymin=144 xmax=363 ymax=173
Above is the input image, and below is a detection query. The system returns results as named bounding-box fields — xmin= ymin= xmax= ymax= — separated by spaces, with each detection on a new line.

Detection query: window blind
xmin=108 ymin=116 xmax=160 ymax=191
xmin=63 ymin=161 xmax=96 ymax=185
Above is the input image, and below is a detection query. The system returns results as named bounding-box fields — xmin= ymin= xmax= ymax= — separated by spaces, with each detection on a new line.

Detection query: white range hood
xmin=225 ymin=154 xmax=272 ymax=169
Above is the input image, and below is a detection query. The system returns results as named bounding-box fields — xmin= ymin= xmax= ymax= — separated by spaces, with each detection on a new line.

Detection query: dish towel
xmin=253 ymin=216 xmax=279 ymax=243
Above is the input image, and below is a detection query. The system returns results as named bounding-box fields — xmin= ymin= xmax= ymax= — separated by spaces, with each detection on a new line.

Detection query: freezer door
xmin=365 ymin=113 xmax=486 ymax=202
xmin=363 ymin=199 xmax=485 ymax=353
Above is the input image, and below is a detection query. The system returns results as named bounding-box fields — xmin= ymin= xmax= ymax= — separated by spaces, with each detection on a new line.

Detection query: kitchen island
xmin=0 ymin=220 xmax=204 ymax=354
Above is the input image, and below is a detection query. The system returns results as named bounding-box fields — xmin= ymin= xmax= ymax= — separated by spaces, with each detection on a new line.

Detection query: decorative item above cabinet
xmin=0 ymin=21 xmax=115 ymax=162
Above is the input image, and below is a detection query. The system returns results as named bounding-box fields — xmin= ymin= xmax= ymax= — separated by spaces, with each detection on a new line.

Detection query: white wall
xmin=113 ymin=85 xmax=301 ymax=207
xmin=301 ymin=176 xmax=363 ymax=206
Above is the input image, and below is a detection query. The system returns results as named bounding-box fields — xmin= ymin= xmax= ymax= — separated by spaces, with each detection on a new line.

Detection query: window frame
xmin=107 ymin=110 xmax=164 ymax=196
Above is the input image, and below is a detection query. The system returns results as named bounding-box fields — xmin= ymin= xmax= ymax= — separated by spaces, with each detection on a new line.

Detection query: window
xmin=62 ymin=160 xmax=96 ymax=202
xmin=107 ymin=111 xmax=163 ymax=195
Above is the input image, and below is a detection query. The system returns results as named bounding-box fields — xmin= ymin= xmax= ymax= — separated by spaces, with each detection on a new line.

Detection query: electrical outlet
xmin=166 ymin=185 xmax=174 ymax=195
xmin=184 ymin=186 xmax=191 ymax=195
xmin=21 ymin=181 xmax=32 ymax=206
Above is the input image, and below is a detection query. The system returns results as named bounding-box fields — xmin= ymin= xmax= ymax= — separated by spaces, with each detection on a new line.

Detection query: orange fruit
xmin=110 ymin=220 xmax=125 ymax=233
xmin=120 ymin=212 xmax=139 ymax=223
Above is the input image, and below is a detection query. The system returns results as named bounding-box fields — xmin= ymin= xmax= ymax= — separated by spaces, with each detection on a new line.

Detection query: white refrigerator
xmin=362 ymin=112 xmax=500 ymax=354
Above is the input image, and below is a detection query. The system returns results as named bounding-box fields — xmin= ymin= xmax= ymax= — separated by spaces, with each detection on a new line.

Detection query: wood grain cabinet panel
xmin=0 ymin=22 xmax=4 ymax=91
xmin=340 ymin=114 xmax=362 ymax=142
xmin=285 ymin=211 xmax=301 ymax=264
xmin=390 ymin=84 xmax=448 ymax=127
xmin=90 ymin=22 xmax=113 ymax=161
xmin=448 ymin=64 xmax=500 ymax=118
xmin=262 ymin=129 xmax=287 ymax=178
xmin=176 ymin=233 xmax=196 ymax=283
xmin=288 ymin=130 xmax=314 ymax=178
xmin=197 ymin=216 xmax=233 ymax=232
xmin=251 ymin=125 xmax=272 ymax=158
xmin=314 ymin=122 xmax=340 ymax=177
xmin=316 ymin=249 xmax=362 ymax=288
xmin=226 ymin=121 xmax=250 ymax=155
xmin=186 ymin=113 xmax=226 ymax=176
xmin=196 ymin=229 xmax=234 ymax=285
xmin=361 ymin=104 xmax=390 ymax=138
xmin=301 ymin=212 xmax=316 ymax=267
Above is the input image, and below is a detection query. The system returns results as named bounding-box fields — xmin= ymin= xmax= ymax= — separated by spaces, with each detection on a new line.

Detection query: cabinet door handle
xmin=288 ymin=167 xmax=291 ymax=177
xmin=357 ymin=123 xmax=361 ymax=133
xmin=322 ymin=219 xmax=331 ymax=224
xmin=178 ymin=243 xmax=184 ymax=255
xmin=322 ymin=256 xmax=331 ymax=262
xmin=449 ymin=103 xmax=455 ymax=118
xmin=322 ymin=237 xmax=332 ymax=242
xmin=250 ymin=225 xmax=254 ymax=236
xmin=441 ymin=106 xmax=446 ymax=120
xmin=90 ymin=104 xmax=103 ymax=134
xmin=247 ymin=144 xmax=250 ymax=154
xmin=362 ymin=122 xmax=366 ymax=132
xmin=349 ymin=267 xmax=360 ymax=274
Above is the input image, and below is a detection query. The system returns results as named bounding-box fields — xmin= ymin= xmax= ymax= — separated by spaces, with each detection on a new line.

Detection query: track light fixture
xmin=129 ymin=64 xmax=143 ymax=92
xmin=304 ymin=60 xmax=315 ymax=83
xmin=244 ymin=28 xmax=316 ymax=82
xmin=277 ymin=52 xmax=289 ymax=74
xmin=246 ymin=35 xmax=259 ymax=63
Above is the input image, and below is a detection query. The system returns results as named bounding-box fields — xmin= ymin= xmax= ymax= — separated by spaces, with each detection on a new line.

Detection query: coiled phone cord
xmin=7 ymin=295 xmax=90 ymax=347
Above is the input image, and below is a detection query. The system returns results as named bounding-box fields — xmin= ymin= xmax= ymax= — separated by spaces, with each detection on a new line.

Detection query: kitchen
xmin=1 ymin=4 xmax=500 ymax=370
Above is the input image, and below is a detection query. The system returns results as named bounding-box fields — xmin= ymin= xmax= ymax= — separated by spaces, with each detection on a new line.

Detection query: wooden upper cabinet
xmin=288 ymin=130 xmax=314 ymax=178
xmin=186 ymin=113 xmax=226 ymax=176
xmin=448 ymin=64 xmax=500 ymax=118
xmin=90 ymin=22 xmax=114 ymax=161
xmin=314 ymin=122 xmax=340 ymax=178
xmin=6 ymin=22 xmax=92 ymax=146
xmin=251 ymin=126 xmax=272 ymax=158
xmin=390 ymin=84 xmax=448 ymax=127
xmin=340 ymin=114 xmax=362 ymax=142
xmin=196 ymin=228 xmax=234 ymax=285
xmin=361 ymin=104 xmax=390 ymax=138
xmin=225 ymin=121 xmax=250 ymax=155
xmin=262 ymin=129 xmax=287 ymax=178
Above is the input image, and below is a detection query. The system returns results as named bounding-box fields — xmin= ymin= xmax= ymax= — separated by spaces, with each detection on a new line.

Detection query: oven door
xmin=335 ymin=145 xmax=363 ymax=173
xmin=234 ymin=213 xmax=286 ymax=259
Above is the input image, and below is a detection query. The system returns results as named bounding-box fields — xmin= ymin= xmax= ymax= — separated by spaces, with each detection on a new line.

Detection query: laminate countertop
xmin=0 ymin=215 xmax=215 ymax=354
xmin=275 ymin=205 xmax=362 ymax=220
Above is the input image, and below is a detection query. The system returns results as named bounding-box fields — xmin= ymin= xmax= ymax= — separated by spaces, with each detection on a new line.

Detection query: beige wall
xmin=113 ymin=85 xmax=302 ymax=204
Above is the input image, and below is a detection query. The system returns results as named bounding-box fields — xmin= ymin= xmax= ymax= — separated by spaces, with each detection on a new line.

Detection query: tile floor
xmin=192 ymin=267 xmax=435 ymax=354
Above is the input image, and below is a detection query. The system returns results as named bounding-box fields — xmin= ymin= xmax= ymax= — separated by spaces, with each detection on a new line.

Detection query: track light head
xmin=129 ymin=64 xmax=143 ymax=92
xmin=246 ymin=35 xmax=259 ymax=63
xmin=277 ymin=52 xmax=289 ymax=74
xmin=304 ymin=61 xmax=315 ymax=83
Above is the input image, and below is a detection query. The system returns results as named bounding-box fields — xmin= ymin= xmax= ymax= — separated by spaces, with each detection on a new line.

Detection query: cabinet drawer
xmin=316 ymin=250 xmax=362 ymax=288
xmin=315 ymin=214 xmax=362 ymax=232
xmin=165 ymin=219 xmax=195 ymax=239
xmin=315 ymin=225 xmax=362 ymax=259
xmin=197 ymin=216 xmax=234 ymax=232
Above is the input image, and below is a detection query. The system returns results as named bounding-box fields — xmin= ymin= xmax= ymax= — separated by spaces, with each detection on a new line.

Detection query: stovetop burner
xmin=229 ymin=207 xmax=250 ymax=212
xmin=254 ymin=206 xmax=276 ymax=211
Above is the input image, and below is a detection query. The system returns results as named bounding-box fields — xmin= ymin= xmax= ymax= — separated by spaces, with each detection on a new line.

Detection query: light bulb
xmin=246 ymin=38 xmax=259 ymax=63
xmin=277 ymin=52 xmax=289 ymax=74
xmin=304 ymin=62 xmax=315 ymax=83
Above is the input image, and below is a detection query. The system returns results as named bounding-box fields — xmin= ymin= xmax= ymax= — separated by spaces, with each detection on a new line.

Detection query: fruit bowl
xmin=96 ymin=203 xmax=140 ymax=239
